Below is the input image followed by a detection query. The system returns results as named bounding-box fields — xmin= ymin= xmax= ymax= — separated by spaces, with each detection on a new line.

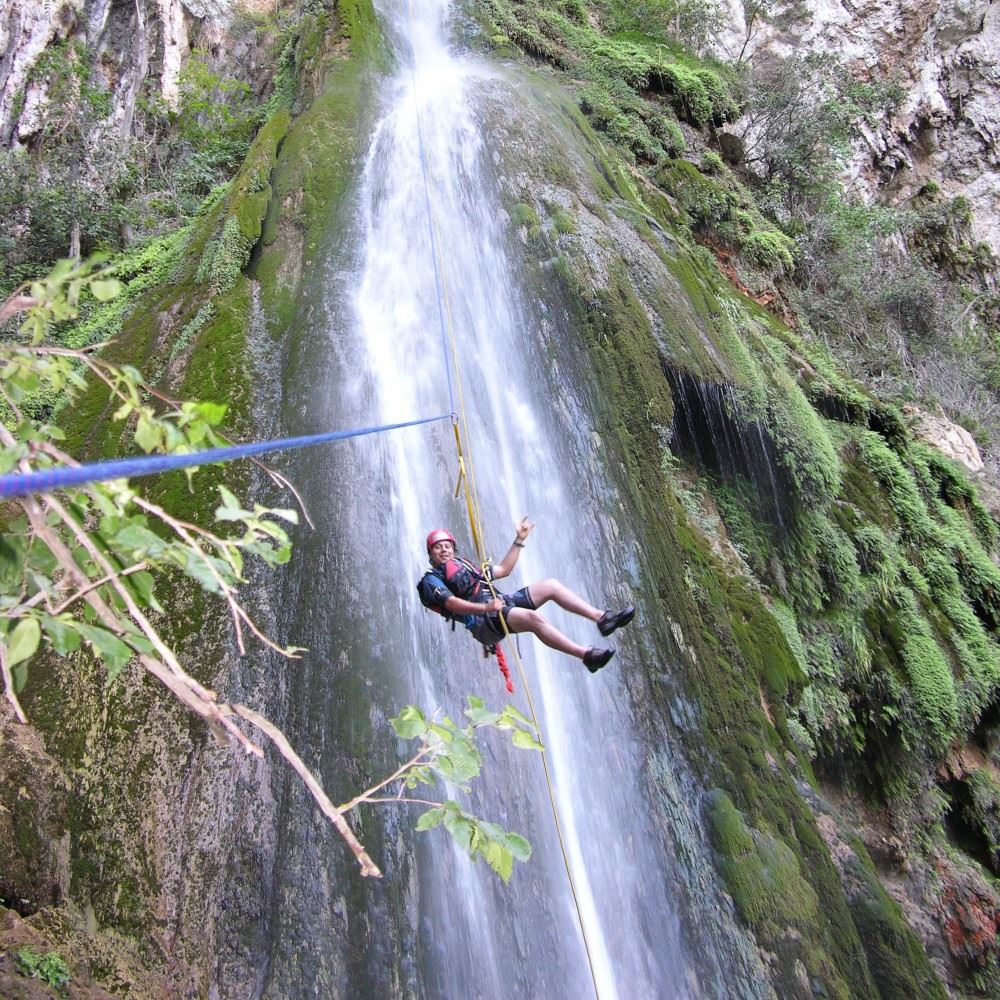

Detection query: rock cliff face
xmin=2 ymin=1 xmax=1000 ymax=998
xmin=718 ymin=0 xmax=1000 ymax=255
xmin=0 ymin=0 xmax=272 ymax=147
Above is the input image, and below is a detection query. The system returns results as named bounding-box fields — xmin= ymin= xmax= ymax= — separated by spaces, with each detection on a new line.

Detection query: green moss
xmin=921 ymin=548 xmax=1000 ymax=725
xmin=478 ymin=0 xmax=736 ymax=170
xmin=510 ymin=202 xmax=540 ymax=229
xmin=857 ymin=432 xmax=936 ymax=541
xmin=789 ymin=508 xmax=862 ymax=608
xmin=549 ymin=205 xmax=576 ymax=235
xmin=917 ymin=444 xmax=998 ymax=549
xmin=708 ymin=789 xmax=821 ymax=931
xmin=741 ymin=227 xmax=796 ymax=273
xmin=853 ymin=524 xmax=892 ymax=576
xmin=726 ymin=580 xmax=806 ymax=701
xmin=848 ymin=864 xmax=949 ymax=999
xmin=707 ymin=790 xmax=861 ymax=998
xmin=255 ymin=38 xmax=376 ymax=333
xmin=895 ymin=592 xmax=958 ymax=750
xmin=656 ymin=158 xmax=734 ymax=229
xmin=557 ymin=258 xmax=674 ymax=471
xmin=749 ymin=354 xmax=842 ymax=507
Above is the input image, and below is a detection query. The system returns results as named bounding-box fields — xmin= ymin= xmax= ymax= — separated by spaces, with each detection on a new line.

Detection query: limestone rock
xmin=0 ymin=1 xmax=83 ymax=145
xmin=0 ymin=708 xmax=71 ymax=915
xmin=714 ymin=0 xmax=1000 ymax=256
xmin=903 ymin=403 xmax=983 ymax=473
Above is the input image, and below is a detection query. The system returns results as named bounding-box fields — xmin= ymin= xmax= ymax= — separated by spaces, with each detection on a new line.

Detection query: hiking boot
xmin=583 ymin=647 xmax=615 ymax=673
xmin=598 ymin=606 xmax=635 ymax=637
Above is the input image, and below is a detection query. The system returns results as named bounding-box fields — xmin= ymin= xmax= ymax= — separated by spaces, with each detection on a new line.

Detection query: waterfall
xmin=253 ymin=2 xmax=772 ymax=997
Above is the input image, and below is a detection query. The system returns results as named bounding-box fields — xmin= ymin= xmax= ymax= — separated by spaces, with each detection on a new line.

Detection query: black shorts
xmin=467 ymin=586 xmax=535 ymax=646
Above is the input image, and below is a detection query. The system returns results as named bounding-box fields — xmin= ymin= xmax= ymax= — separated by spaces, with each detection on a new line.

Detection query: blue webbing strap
xmin=0 ymin=413 xmax=452 ymax=499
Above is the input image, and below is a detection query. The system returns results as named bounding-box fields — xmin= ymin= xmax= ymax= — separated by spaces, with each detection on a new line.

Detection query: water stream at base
xmin=252 ymin=2 xmax=772 ymax=996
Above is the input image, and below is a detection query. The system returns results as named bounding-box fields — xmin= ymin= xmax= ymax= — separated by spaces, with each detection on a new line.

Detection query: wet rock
xmin=934 ymin=852 xmax=1000 ymax=969
xmin=717 ymin=131 xmax=745 ymax=165
xmin=0 ymin=708 xmax=70 ymax=916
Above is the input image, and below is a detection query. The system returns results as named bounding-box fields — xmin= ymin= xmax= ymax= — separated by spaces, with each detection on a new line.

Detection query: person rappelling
xmin=416 ymin=518 xmax=635 ymax=672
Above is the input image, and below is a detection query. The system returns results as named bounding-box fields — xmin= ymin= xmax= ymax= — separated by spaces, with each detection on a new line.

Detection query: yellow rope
xmin=439 ymin=286 xmax=605 ymax=999
xmin=433 ymin=211 xmax=486 ymax=563
xmin=405 ymin=4 xmax=602 ymax=994
xmin=484 ymin=575 xmax=603 ymax=999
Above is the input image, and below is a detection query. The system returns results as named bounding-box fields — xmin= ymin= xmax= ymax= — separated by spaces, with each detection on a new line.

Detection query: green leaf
xmin=404 ymin=765 xmax=434 ymax=788
xmin=90 ymin=278 xmax=123 ymax=301
xmin=12 ymin=662 xmax=28 ymax=694
xmin=214 ymin=505 xmax=251 ymax=523
xmin=42 ymin=616 xmax=82 ymax=655
xmin=428 ymin=722 xmax=456 ymax=744
xmin=511 ymin=729 xmax=545 ymax=752
xmin=194 ymin=401 xmax=227 ymax=425
xmin=0 ymin=534 xmax=27 ymax=589
xmin=391 ymin=705 xmax=427 ymax=740
xmin=26 ymin=541 xmax=57 ymax=577
xmin=415 ymin=807 xmax=446 ymax=831
xmin=75 ymin=624 xmax=132 ymax=683
xmin=5 ymin=618 xmax=41 ymax=667
xmin=114 ymin=523 xmax=166 ymax=556
xmin=433 ymin=736 xmax=482 ymax=783
xmin=182 ymin=550 xmax=225 ymax=593
xmin=500 ymin=704 xmax=535 ymax=728
xmin=483 ymin=840 xmax=514 ymax=883
xmin=0 ymin=444 xmax=26 ymax=474
xmin=504 ymin=832 xmax=532 ymax=862
xmin=134 ymin=414 xmax=160 ymax=453
xmin=442 ymin=810 xmax=474 ymax=851
xmin=217 ymin=485 xmax=242 ymax=511
xmin=125 ymin=571 xmax=162 ymax=612
xmin=465 ymin=703 xmax=501 ymax=727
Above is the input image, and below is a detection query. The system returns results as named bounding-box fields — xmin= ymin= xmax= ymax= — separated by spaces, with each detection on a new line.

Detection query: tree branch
xmin=336 ymin=744 xmax=435 ymax=813
xmin=231 ymin=703 xmax=383 ymax=878
xmin=0 ymin=292 xmax=38 ymax=327
xmin=0 ymin=645 xmax=28 ymax=724
xmin=50 ymin=561 xmax=149 ymax=616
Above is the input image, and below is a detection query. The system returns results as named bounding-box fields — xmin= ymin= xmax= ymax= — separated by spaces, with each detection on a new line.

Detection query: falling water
xmin=252 ymin=1 xmax=774 ymax=997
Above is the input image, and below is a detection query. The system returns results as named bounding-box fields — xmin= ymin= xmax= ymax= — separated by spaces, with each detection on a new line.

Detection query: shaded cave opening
xmin=665 ymin=367 xmax=796 ymax=531
xmin=941 ymin=777 xmax=997 ymax=876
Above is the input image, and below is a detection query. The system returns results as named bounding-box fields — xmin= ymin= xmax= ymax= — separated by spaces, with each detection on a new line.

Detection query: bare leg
xmin=525 ymin=578 xmax=603 ymax=622
xmin=504 ymin=607 xmax=588 ymax=659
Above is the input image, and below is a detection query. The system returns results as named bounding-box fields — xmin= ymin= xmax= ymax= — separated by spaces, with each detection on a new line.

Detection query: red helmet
xmin=426 ymin=528 xmax=456 ymax=553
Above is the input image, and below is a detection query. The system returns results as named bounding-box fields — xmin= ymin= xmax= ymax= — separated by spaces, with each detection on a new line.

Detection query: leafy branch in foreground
xmin=338 ymin=697 xmax=542 ymax=883
xmin=0 ymin=258 xmax=538 ymax=881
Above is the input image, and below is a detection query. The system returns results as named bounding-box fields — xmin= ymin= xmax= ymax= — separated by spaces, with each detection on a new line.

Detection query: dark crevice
xmin=942 ymin=778 xmax=996 ymax=874
xmin=665 ymin=367 xmax=796 ymax=529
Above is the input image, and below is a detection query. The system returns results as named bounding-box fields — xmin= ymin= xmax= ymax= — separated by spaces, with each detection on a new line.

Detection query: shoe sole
xmin=599 ymin=607 xmax=635 ymax=637
xmin=585 ymin=649 xmax=615 ymax=673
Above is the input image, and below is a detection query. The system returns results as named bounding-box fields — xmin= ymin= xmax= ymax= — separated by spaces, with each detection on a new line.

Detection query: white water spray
xmin=346 ymin=1 xmax=697 ymax=996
